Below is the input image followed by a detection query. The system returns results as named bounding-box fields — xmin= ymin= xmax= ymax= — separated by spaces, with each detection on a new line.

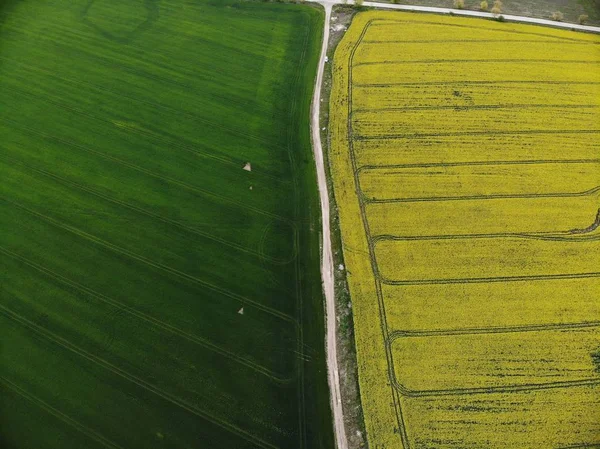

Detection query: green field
xmin=0 ymin=1 xmax=332 ymax=448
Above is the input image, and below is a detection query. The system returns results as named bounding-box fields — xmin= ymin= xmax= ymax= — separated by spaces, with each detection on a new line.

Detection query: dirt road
xmin=309 ymin=3 xmax=349 ymax=449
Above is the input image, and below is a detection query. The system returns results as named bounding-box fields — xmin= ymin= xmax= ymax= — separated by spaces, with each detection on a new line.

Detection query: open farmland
xmin=329 ymin=11 xmax=600 ymax=449
xmin=0 ymin=1 xmax=333 ymax=448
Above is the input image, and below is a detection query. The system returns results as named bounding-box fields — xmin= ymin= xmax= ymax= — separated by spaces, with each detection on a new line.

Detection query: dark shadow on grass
xmin=81 ymin=0 xmax=160 ymax=45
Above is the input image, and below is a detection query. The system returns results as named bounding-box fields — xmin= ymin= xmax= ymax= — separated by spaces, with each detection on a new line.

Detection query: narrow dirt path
xmin=310 ymin=3 xmax=599 ymax=449
xmin=309 ymin=3 xmax=349 ymax=449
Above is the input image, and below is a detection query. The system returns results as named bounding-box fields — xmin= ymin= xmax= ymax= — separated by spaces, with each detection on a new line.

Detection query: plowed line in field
xmin=378 ymin=272 xmax=600 ymax=286
xmin=0 ymin=117 xmax=293 ymax=224
xmin=354 ymin=129 xmax=600 ymax=140
xmin=363 ymin=190 xmax=600 ymax=203
xmin=374 ymin=233 xmax=600 ymax=242
xmin=372 ymin=217 xmax=600 ymax=239
xmin=355 ymin=81 xmax=600 ymax=87
xmin=353 ymin=104 xmax=599 ymax=113
xmin=389 ymin=375 xmax=600 ymax=398
xmin=354 ymin=58 xmax=596 ymax=65
xmin=361 ymin=186 xmax=600 ymax=203
xmin=0 ymin=153 xmax=293 ymax=266
xmin=387 ymin=321 xmax=600 ymax=340
xmin=0 ymin=196 xmax=295 ymax=322
xmin=0 ymin=246 xmax=294 ymax=383
xmin=558 ymin=444 xmax=600 ymax=449
xmin=357 ymin=159 xmax=600 ymax=171
xmin=0 ymin=377 xmax=124 ymax=449
xmin=281 ymin=14 xmax=311 ymax=447
xmin=0 ymin=305 xmax=276 ymax=449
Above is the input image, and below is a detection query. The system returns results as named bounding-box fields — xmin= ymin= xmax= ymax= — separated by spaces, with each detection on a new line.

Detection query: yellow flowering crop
xmin=329 ymin=10 xmax=600 ymax=449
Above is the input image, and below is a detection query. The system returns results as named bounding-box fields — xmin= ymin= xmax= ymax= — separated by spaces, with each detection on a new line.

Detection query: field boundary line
xmin=0 ymin=153 xmax=295 ymax=266
xmin=0 ymin=305 xmax=278 ymax=449
xmin=0 ymin=195 xmax=297 ymax=323
xmin=0 ymin=246 xmax=295 ymax=383
xmin=0 ymin=377 xmax=124 ymax=449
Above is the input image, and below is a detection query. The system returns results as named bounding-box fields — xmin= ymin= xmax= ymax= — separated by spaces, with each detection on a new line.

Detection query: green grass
xmin=0 ymin=0 xmax=332 ymax=448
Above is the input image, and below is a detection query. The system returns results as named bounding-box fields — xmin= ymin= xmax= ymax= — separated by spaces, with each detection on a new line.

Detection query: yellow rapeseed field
xmin=329 ymin=10 xmax=600 ymax=449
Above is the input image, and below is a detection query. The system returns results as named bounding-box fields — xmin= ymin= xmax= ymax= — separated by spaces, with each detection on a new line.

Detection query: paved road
xmin=360 ymin=1 xmax=600 ymax=32
xmin=309 ymin=3 xmax=599 ymax=449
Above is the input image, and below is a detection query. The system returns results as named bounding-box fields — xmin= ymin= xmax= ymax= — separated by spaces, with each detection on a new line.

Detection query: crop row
xmin=375 ymin=236 xmax=600 ymax=283
xmin=354 ymin=41 xmax=596 ymax=65
xmin=367 ymin=194 xmax=600 ymax=237
xmin=400 ymin=384 xmax=600 ymax=448
xmin=353 ymin=82 xmax=600 ymax=110
xmin=353 ymin=60 xmax=599 ymax=85
xmin=391 ymin=326 xmax=600 ymax=392
xmin=352 ymin=106 xmax=599 ymax=138
xmin=359 ymin=161 xmax=600 ymax=201
xmin=353 ymin=132 xmax=600 ymax=167
xmin=381 ymin=277 xmax=600 ymax=331
xmin=364 ymin=18 xmax=600 ymax=43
